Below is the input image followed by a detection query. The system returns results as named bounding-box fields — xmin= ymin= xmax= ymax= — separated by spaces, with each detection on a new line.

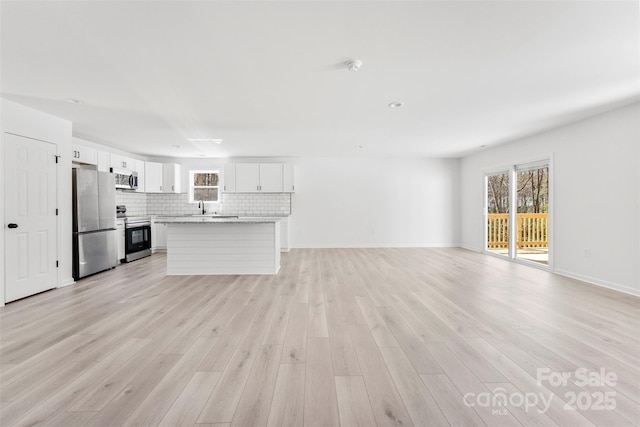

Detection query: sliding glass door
xmin=486 ymin=171 xmax=511 ymax=258
xmin=515 ymin=165 xmax=549 ymax=264
xmin=485 ymin=160 xmax=550 ymax=266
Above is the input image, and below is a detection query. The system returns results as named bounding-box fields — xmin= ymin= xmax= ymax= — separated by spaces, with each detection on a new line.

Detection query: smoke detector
xmin=346 ymin=59 xmax=362 ymax=72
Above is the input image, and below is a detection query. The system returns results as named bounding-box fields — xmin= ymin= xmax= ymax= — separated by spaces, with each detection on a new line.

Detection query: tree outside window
xmin=189 ymin=170 xmax=220 ymax=203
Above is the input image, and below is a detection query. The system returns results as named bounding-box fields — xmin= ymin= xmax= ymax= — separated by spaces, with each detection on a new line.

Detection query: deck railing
xmin=487 ymin=213 xmax=548 ymax=249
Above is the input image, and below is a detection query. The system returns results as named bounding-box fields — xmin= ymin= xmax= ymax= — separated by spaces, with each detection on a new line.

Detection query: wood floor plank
xmin=304 ymin=337 xmax=340 ymax=427
xmin=266 ymin=363 xmax=306 ymax=427
xmin=262 ymin=295 xmax=295 ymax=344
xmin=197 ymin=289 xmax=279 ymax=424
xmin=464 ymin=336 xmax=597 ymax=427
xmin=158 ymin=371 xmax=221 ymax=427
xmin=349 ymin=324 xmax=413 ymax=427
xmin=420 ymin=373 xmax=484 ymax=427
xmin=355 ymin=295 xmax=400 ymax=348
xmin=0 ymin=361 xmax=92 ymax=426
xmin=13 ymin=337 xmax=151 ymax=426
xmin=379 ymin=346 xmax=449 ymax=426
xmin=281 ymin=303 xmax=308 ymax=364
xmin=485 ymin=382 xmax=571 ymax=427
xmin=0 ymin=334 xmax=95 ymax=401
xmin=334 ymin=375 xmax=377 ymax=427
xmin=323 ymin=269 xmax=362 ymax=376
xmin=377 ymin=305 xmax=443 ymax=374
xmin=86 ymin=353 xmax=182 ymax=427
xmin=307 ymin=289 xmax=329 ymax=338
xmin=230 ymin=344 xmax=283 ymax=427
xmin=120 ymin=337 xmax=219 ymax=427
xmin=43 ymin=409 xmax=97 ymax=426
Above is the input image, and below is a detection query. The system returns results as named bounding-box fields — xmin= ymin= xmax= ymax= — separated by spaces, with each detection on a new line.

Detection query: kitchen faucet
xmin=198 ymin=200 xmax=206 ymax=215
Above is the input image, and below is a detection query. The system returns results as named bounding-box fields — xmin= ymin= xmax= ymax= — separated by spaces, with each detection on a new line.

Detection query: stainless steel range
xmin=124 ymin=216 xmax=152 ymax=262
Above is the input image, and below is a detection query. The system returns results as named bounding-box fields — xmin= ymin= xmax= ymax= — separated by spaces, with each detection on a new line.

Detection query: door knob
xmin=8 ymin=223 xmax=18 ymax=229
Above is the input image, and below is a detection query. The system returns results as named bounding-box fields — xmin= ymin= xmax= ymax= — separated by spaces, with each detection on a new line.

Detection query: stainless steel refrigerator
xmin=72 ymin=169 xmax=117 ymax=280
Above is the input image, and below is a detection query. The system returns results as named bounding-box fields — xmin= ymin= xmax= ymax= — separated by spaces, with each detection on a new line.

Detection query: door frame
xmin=483 ymin=154 xmax=554 ymax=271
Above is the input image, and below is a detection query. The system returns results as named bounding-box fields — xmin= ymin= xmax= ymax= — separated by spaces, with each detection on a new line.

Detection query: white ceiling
xmin=2 ymin=1 xmax=638 ymax=159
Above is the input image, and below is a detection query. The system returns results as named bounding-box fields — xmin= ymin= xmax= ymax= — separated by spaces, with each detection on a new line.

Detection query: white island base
xmin=163 ymin=220 xmax=281 ymax=275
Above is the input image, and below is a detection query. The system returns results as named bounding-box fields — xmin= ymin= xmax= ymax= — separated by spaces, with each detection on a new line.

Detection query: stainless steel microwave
xmin=111 ymin=168 xmax=138 ymax=190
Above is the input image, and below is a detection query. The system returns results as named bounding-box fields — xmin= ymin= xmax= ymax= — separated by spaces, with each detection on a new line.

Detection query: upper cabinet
xmin=259 ymin=164 xmax=283 ymax=192
xmin=162 ymin=163 xmax=181 ymax=193
xmin=235 ymin=163 xmax=260 ymax=192
xmin=145 ymin=161 xmax=163 ymax=193
xmin=223 ymin=163 xmax=236 ymax=193
xmin=97 ymin=150 xmax=110 ymax=172
xmin=135 ymin=160 xmax=145 ymax=193
xmin=71 ymin=144 xmax=97 ymax=165
xmin=225 ymin=163 xmax=294 ymax=193
xmin=109 ymin=153 xmax=135 ymax=170
xmin=144 ymin=161 xmax=180 ymax=193
xmin=283 ymin=163 xmax=295 ymax=193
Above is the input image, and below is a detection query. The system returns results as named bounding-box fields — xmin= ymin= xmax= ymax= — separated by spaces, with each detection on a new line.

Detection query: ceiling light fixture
xmin=67 ymin=98 xmax=82 ymax=104
xmin=355 ymin=145 xmax=364 ymax=149
xmin=187 ymin=138 xmax=223 ymax=144
xmin=346 ymin=59 xmax=362 ymax=72
xmin=388 ymin=102 xmax=404 ymax=108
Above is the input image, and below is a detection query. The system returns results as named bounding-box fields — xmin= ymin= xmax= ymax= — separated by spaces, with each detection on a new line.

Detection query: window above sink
xmin=189 ymin=170 xmax=220 ymax=204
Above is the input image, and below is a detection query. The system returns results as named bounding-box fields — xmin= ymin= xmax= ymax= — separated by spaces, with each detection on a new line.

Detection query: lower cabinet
xmin=151 ymin=217 xmax=167 ymax=251
xmin=116 ymin=219 xmax=125 ymax=263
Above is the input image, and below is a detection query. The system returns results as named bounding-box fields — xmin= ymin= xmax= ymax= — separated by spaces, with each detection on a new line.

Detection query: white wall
xmin=460 ymin=103 xmax=640 ymax=295
xmin=291 ymin=157 xmax=460 ymax=248
xmin=0 ymin=99 xmax=73 ymax=305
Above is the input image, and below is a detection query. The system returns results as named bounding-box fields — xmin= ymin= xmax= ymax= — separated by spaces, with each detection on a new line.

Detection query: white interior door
xmin=4 ymin=133 xmax=58 ymax=302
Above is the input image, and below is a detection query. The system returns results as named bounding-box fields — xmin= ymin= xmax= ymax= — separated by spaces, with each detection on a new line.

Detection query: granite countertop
xmin=154 ymin=216 xmax=282 ymax=224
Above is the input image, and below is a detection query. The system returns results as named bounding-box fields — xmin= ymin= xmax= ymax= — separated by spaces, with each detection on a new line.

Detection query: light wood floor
xmin=1 ymin=248 xmax=638 ymax=426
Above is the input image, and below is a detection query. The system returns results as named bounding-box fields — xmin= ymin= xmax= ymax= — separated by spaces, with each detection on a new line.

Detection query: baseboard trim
xmin=291 ymin=243 xmax=460 ymax=249
xmin=554 ymin=269 xmax=640 ymax=297
xmin=459 ymin=244 xmax=482 ymax=252
xmin=58 ymin=277 xmax=75 ymax=288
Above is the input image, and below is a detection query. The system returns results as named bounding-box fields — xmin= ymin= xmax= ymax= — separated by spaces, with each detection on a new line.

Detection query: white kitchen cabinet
xmin=162 ymin=163 xmax=181 ymax=193
xmin=235 ymin=163 xmax=260 ymax=193
xmin=135 ymin=159 xmax=145 ymax=193
xmin=151 ymin=218 xmax=167 ymax=251
xmin=283 ymin=163 xmax=295 ymax=193
xmin=110 ymin=153 xmax=135 ymax=170
xmin=71 ymin=144 xmax=97 ymax=165
xmin=259 ymin=164 xmax=283 ymax=192
xmin=223 ymin=163 xmax=236 ymax=193
xmin=233 ymin=163 xmax=287 ymax=193
xmin=145 ymin=161 xmax=163 ymax=193
xmin=97 ymin=150 xmax=110 ymax=172
xmin=116 ymin=219 xmax=125 ymax=263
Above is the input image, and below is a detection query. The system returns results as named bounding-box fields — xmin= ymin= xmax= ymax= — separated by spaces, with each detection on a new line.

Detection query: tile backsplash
xmin=117 ymin=191 xmax=291 ymax=217
xmin=220 ymin=193 xmax=291 ymax=217
xmin=115 ymin=191 xmax=147 ymax=217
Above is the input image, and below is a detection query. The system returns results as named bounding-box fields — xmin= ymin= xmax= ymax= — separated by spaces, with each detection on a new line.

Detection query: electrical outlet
xmin=584 ymin=248 xmax=591 ymax=257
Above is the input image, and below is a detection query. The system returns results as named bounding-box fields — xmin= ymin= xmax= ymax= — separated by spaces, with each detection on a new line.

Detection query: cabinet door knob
xmin=8 ymin=223 xmax=18 ymax=229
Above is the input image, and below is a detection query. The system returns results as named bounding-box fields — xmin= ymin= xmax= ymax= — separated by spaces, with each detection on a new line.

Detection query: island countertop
xmin=154 ymin=216 xmax=282 ymax=224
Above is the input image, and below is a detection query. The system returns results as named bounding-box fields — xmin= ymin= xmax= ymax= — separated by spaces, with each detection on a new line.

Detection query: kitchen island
xmin=154 ymin=217 xmax=281 ymax=275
